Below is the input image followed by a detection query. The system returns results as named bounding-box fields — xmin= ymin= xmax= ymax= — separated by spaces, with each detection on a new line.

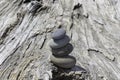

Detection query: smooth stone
xmin=52 ymin=28 xmax=66 ymax=40
xmin=50 ymin=55 xmax=76 ymax=68
xmin=49 ymin=35 xmax=70 ymax=49
xmin=51 ymin=43 xmax=73 ymax=57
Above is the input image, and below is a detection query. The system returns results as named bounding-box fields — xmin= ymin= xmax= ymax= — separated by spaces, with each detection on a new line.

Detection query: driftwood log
xmin=0 ymin=0 xmax=120 ymax=80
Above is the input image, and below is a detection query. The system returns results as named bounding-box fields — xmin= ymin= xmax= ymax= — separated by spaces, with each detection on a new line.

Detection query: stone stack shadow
xmin=49 ymin=28 xmax=76 ymax=69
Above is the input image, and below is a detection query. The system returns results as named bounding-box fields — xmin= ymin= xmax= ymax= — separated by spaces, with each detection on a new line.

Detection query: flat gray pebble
xmin=51 ymin=43 xmax=73 ymax=57
xmin=50 ymin=55 xmax=76 ymax=69
xmin=49 ymin=35 xmax=70 ymax=49
xmin=52 ymin=28 xmax=66 ymax=40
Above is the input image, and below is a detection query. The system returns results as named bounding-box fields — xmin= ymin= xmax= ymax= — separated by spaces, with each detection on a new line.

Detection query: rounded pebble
xmin=51 ymin=43 xmax=73 ymax=57
xmin=50 ymin=55 xmax=76 ymax=68
xmin=49 ymin=35 xmax=70 ymax=49
xmin=52 ymin=28 xmax=66 ymax=40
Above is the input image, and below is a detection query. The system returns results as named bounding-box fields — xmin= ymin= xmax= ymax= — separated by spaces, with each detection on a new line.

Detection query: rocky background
xmin=0 ymin=0 xmax=120 ymax=80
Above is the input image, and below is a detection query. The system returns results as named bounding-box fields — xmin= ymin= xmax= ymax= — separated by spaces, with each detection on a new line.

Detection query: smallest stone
xmin=52 ymin=28 xmax=66 ymax=40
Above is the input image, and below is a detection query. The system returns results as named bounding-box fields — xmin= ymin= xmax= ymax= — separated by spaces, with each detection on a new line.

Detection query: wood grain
xmin=0 ymin=0 xmax=120 ymax=80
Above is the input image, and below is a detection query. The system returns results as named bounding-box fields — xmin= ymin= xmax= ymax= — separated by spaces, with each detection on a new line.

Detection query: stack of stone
xmin=49 ymin=28 xmax=76 ymax=69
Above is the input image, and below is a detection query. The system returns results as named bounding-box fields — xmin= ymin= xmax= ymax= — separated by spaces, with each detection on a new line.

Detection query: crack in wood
xmin=73 ymin=3 xmax=82 ymax=10
xmin=23 ymin=59 xmax=33 ymax=70
xmin=7 ymin=69 xmax=14 ymax=79
xmin=94 ymin=20 xmax=104 ymax=25
xmin=88 ymin=48 xmax=116 ymax=61
xmin=40 ymin=36 xmax=46 ymax=49
xmin=87 ymin=48 xmax=101 ymax=53
xmin=16 ymin=71 xmax=21 ymax=80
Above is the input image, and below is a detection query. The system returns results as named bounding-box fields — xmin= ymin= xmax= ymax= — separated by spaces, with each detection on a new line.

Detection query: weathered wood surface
xmin=0 ymin=0 xmax=120 ymax=80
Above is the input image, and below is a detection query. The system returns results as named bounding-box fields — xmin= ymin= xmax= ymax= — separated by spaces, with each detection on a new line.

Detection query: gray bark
xmin=0 ymin=0 xmax=120 ymax=80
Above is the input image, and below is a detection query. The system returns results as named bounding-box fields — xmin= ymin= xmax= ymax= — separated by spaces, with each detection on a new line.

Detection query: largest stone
xmin=50 ymin=55 xmax=76 ymax=69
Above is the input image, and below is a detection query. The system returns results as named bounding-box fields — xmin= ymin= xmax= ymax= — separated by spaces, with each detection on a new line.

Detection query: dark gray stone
xmin=50 ymin=55 xmax=76 ymax=69
xmin=51 ymin=43 xmax=73 ymax=57
xmin=49 ymin=35 xmax=70 ymax=49
xmin=52 ymin=28 xmax=66 ymax=40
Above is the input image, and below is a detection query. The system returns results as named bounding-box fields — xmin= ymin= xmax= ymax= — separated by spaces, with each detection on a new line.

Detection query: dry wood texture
xmin=0 ymin=0 xmax=120 ymax=80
